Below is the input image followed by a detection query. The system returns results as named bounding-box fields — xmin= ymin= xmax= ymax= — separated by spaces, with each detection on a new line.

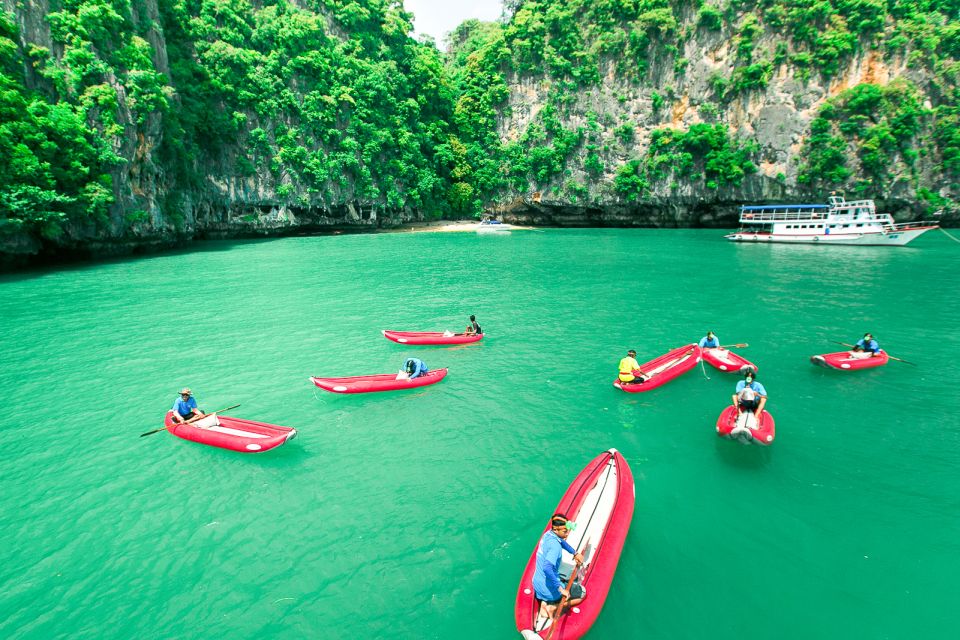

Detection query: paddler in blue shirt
xmin=733 ymin=370 xmax=767 ymax=418
xmin=852 ymin=333 xmax=881 ymax=356
xmin=171 ymin=388 xmax=204 ymax=424
xmin=698 ymin=331 xmax=720 ymax=348
xmin=532 ymin=514 xmax=585 ymax=618
xmin=403 ymin=358 xmax=429 ymax=379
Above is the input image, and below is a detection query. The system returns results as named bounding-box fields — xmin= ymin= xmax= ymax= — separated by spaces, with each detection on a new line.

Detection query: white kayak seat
xmin=395 ymin=369 xmax=410 ymax=380
xmin=192 ymin=414 xmax=221 ymax=429
xmin=442 ymin=330 xmax=455 ymax=337
xmin=849 ymin=351 xmax=871 ymax=360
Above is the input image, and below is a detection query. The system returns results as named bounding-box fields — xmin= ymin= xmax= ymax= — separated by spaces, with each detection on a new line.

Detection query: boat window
xmin=857 ymin=223 xmax=863 ymax=227
xmin=817 ymin=224 xmax=823 ymax=228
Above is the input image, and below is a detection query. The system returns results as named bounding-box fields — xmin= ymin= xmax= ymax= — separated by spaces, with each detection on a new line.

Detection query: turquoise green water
xmin=1 ymin=229 xmax=958 ymax=639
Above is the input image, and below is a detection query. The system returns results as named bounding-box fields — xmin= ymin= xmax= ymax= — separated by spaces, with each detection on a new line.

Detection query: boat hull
xmin=310 ymin=368 xmax=448 ymax=393
xmin=701 ymin=348 xmax=757 ymax=374
xmin=515 ymin=449 xmax=635 ymax=640
xmin=613 ymin=344 xmax=701 ymax=392
xmin=382 ymin=330 xmax=483 ymax=345
xmin=716 ymin=405 xmax=775 ymax=445
xmin=811 ymin=351 xmax=889 ymax=370
xmin=163 ymin=412 xmax=296 ymax=452
xmin=725 ymin=226 xmax=935 ymax=246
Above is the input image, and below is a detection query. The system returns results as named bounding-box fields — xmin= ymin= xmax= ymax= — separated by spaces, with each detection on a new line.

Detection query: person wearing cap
xmin=532 ymin=513 xmax=586 ymax=618
xmin=698 ymin=331 xmax=720 ymax=349
xmin=618 ymin=349 xmax=647 ymax=385
xmin=733 ymin=370 xmax=767 ymax=418
xmin=171 ymin=388 xmax=204 ymax=424
xmin=852 ymin=333 xmax=881 ymax=357
xmin=402 ymin=357 xmax=429 ymax=380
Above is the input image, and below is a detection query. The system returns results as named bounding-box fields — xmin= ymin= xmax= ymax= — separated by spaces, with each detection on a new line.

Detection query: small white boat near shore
xmin=726 ymin=196 xmax=937 ymax=246
xmin=476 ymin=219 xmax=513 ymax=233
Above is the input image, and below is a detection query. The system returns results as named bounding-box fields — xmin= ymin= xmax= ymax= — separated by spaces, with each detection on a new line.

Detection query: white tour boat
xmin=726 ymin=196 xmax=937 ymax=246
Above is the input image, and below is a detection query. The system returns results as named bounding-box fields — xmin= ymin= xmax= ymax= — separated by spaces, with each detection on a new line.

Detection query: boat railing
xmin=886 ymin=221 xmax=938 ymax=232
xmin=739 ymin=210 xmax=829 ymax=222
xmin=831 ymin=199 xmax=875 ymax=210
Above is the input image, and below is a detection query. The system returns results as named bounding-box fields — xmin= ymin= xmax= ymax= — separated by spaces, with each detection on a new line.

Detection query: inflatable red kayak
xmin=163 ymin=411 xmax=297 ymax=453
xmin=613 ymin=344 xmax=701 ymax=392
xmin=516 ymin=449 xmax=635 ymax=640
xmin=811 ymin=350 xmax=889 ymax=370
xmin=702 ymin=348 xmax=757 ymax=374
xmin=310 ymin=368 xmax=448 ymax=393
xmin=382 ymin=330 xmax=483 ymax=345
xmin=716 ymin=405 xmax=775 ymax=445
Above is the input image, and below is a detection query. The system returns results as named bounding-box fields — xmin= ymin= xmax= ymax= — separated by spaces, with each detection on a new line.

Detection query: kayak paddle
xmin=717 ymin=342 xmax=749 ymax=349
xmin=830 ymin=341 xmax=916 ymax=366
xmin=544 ymin=539 xmax=589 ymax=640
xmin=140 ymin=404 xmax=241 ymax=437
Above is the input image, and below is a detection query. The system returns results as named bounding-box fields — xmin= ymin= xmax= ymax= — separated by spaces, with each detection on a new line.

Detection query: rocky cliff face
xmin=451 ymin=1 xmax=958 ymax=226
xmin=0 ymin=0 xmax=442 ymax=267
xmin=1 ymin=1 xmax=956 ymax=268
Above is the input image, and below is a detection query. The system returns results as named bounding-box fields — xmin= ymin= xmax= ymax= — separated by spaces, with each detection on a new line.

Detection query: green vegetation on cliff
xmin=1 ymin=0 xmax=958 ymax=255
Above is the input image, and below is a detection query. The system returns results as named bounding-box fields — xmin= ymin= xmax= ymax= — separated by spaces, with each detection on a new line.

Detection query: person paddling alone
xmin=532 ymin=514 xmax=586 ymax=619
xmin=618 ymin=349 xmax=647 ymax=385
xmin=171 ymin=388 xmax=204 ymax=424
xmin=402 ymin=357 xmax=429 ymax=380
xmin=698 ymin=331 xmax=720 ymax=349
xmin=852 ymin=332 xmax=881 ymax=357
xmin=732 ymin=370 xmax=767 ymax=421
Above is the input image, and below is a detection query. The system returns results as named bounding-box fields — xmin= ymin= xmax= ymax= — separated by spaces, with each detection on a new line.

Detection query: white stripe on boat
xmin=209 ymin=426 xmax=270 ymax=438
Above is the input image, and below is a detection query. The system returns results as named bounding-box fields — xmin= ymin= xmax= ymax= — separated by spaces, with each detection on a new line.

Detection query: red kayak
xmin=382 ymin=329 xmax=483 ymax=345
xmin=613 ymin=344 xmax=701 ymax=392
xmin=516 ymin=449 xmax=635 ymax=640
xmin=702 ymin=348 xmax=757 ymax=374
xmin=163 ymin=411 xmax=297 ymax=453
xmin=309 ymin=368 xmax=448 ymax=393
xmin=811 ymin=350 xmax=889 ymax=370
xmin=716 ymin=405 xmax=775 ymax=445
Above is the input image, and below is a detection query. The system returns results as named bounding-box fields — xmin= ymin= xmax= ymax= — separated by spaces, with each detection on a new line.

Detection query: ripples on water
xmin=1 ymin=230 xmax=958 ymax=639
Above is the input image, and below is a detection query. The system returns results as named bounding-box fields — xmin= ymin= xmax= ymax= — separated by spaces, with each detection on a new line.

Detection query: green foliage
xmin=0 ymin=10 xmax=119 ymax=239
xmin=698 ymin=5 xmax=724 ymax=31
xmin=799 ymin=80 xmax=930 ymax=187
xmin=614 ymin=124 xmax=758 ymax=200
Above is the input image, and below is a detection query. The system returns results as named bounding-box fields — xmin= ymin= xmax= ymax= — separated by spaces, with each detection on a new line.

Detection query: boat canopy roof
xmin=740 ymin=204 xmax=829 ymax=211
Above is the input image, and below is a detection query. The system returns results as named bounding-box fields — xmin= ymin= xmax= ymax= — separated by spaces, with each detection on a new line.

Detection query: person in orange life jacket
xmin=733 ymin=370 xmax=767 ymax=416
xmin=171 ymin=388 xmax=204 ymax=424
xmin=618 ymin=349 xmax=647 ymax=384
xmin=532 ymin=514 xmax=586 ymax=618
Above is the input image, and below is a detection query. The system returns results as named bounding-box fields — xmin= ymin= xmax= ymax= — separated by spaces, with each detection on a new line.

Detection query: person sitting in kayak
xmin=532 ymin=514 xmax=585 ymax=619
xmin=171 ymin=388 xmax=204 ymax=424
xmin=852 ymin=333 xmax=881 ymax=357
xmin=698 ymin=331 xmax=720 ymax=349
xmin=618 ymin=349 xmax=647 ymax=384
xmin=733 ymin=370 xmax=767 ymax=417
xmin=469 ymin=315 xmax=481 ymax=335
xmin=464 ymin=324 xmax=476 ymax=336
xmin=403 ymin=358 xmax=429 ymax=379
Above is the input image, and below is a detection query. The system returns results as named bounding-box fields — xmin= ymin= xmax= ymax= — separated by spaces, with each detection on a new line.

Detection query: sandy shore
xmin=380 ymin=220 xmax=536 ymax=233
